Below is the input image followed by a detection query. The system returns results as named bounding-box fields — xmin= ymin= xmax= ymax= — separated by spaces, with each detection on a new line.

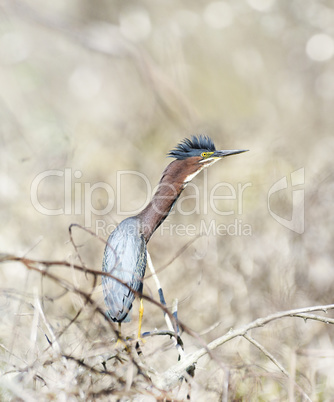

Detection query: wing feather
xmin=102 ymin=217 xmax=147 ymax=322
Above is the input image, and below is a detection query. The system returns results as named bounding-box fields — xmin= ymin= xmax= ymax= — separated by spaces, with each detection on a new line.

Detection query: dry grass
xmin=1 ymin=0 xmax=334 ymax=400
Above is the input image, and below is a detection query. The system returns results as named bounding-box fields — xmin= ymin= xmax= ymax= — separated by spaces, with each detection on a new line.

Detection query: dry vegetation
xmin=1 ymin=0 xmax=334 ymax=400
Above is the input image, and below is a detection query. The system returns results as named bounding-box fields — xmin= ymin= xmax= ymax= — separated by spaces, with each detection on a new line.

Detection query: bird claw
xmin=114 ymin=337 xmax=127 ymax=350
xmin=136 ymin=335 xmax=146 ymax=345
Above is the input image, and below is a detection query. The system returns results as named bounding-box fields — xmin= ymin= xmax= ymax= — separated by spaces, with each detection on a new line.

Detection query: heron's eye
xmin=201 ymin=151 xmax=214 ymax=159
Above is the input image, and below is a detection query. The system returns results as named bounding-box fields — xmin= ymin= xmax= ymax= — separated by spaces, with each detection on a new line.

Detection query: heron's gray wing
xmin=102 ymin=218 xmax=147 ymax=322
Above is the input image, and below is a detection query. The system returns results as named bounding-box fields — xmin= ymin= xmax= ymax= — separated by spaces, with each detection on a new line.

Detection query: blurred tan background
xmin=1 ymin=0 xmax=334 ymax=399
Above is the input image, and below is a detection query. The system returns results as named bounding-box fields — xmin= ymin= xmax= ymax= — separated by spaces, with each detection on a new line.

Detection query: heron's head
xmin=167 ymin=135 xmax=248 ymax=184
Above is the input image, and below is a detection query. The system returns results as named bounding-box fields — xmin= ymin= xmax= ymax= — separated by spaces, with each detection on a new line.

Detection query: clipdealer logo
xmin=30 ymin=169 xmax=252 ymax=235
xmin=30 ymin=167 xmax=305 ymax=235
xmin=267 ymin=168 xmax=305 ymax=234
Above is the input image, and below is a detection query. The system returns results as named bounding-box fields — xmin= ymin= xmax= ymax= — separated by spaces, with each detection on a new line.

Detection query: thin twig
xmin=34 ymin=290 xmax=61 ymax=353
xmin=243 ymin=333 xmax=289 ymax=376
xmin=243 ymin=334 xmax=311 ymax=402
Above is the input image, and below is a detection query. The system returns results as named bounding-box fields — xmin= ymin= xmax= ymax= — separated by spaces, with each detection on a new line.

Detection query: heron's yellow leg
xmin=138 ymin=298 xmax=144 ymax=340
xmin=115 ymin=323 xmax=125 ymax=346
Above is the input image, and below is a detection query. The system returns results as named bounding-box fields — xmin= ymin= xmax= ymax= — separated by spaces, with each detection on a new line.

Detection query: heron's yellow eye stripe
xmin=201 ymin=151 xmax=214 ymax=158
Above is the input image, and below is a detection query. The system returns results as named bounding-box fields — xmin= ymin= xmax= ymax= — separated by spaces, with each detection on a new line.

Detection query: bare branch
xmin=154 ymin=304 xmax=334 ymax=390
xmin=292 ymin=313 xmax=334 ymax=325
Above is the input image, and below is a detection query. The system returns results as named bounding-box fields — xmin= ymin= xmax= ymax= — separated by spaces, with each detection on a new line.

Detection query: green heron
xmin=102 ymin=135 xmax=247 ymax=339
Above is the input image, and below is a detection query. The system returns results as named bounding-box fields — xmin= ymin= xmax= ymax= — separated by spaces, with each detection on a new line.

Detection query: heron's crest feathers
xmin=168 ymin=135 xmax=216 ymax=160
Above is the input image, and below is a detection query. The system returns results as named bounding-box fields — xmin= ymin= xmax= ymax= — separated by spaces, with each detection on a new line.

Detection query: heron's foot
xmin=136 ymin=335 xmax=146 ymax=346
xmin=114 ymin=336 xmax=128 ymax=351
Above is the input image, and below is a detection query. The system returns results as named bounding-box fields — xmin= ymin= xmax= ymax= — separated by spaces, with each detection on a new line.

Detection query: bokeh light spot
xmin=119 ymin=7 xmax=151 ymax=42
xmin=203 ymin=2 xmax=234 ymax=30
xmin=306 ymin=33 xmax=334 ymax=62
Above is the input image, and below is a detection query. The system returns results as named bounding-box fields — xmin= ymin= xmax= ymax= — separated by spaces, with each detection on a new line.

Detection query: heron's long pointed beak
xmin=213 ymin=149 xmax=249 ymax=158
